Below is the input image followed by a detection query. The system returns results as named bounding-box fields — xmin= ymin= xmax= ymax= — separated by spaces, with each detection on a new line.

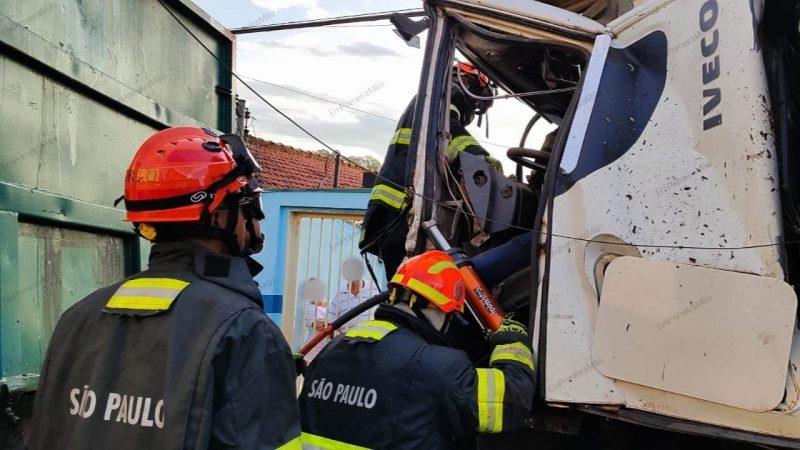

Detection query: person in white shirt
xmin=328 ymin=258 xmax=381 ymax=335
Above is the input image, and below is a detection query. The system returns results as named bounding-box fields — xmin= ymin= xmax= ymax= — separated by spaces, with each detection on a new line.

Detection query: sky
xmin=193 ymin=0 xmax=556 ymax=174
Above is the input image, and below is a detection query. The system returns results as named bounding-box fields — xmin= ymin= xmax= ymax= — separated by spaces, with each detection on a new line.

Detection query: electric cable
xmin=231 ymin=8 xmax=425 ymax=34
xmin=246 ymin=77 xmax=396 ymax=122
xmin=244 ymin=77 xmax=515 ymax=149
xmin=158 ymin=0 xmax=797 ymax=253
xmin=326 ymin=24 xmax=395 ymax=28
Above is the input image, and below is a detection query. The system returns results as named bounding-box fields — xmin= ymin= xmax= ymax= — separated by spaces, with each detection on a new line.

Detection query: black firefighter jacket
xmin=299 ymin=305 xmax=536 ymax=449
xmin=359 ymin=99 xmax=490 ymax=277
xmin=27 ymin=242 xmax=301 ymax=450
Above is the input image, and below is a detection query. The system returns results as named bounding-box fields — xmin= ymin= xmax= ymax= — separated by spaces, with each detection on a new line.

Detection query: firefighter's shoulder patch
xmin=344 ymin=320 xmax=397 ymax=342
xmin=104 ymin=277 xmax=191 ymax=317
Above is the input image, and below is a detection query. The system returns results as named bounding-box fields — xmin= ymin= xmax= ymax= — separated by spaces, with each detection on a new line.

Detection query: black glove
xmin=491 ymin=317 xmax=529 ymax=346
xmin=293 ymin=353 xmax=306 ymax=377
xmin=484 ymin=155 xmax=503 ymax=172
xmin=489 ymin=317 xmax=536 ymax=373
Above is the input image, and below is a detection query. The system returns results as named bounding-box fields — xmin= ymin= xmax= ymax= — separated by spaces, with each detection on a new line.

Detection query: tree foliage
xmin=315 ymin=150 xmax=382 ymax=172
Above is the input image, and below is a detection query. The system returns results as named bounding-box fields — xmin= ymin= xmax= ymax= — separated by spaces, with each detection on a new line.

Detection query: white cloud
xmin=250 ymin=0 xmax=328 ymax=19
xmin=234 ymin=12 xmax=556 ymax=175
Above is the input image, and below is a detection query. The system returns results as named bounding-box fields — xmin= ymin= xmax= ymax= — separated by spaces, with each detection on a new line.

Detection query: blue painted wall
xmin=254 ymin=189 xmax=383 ymax=325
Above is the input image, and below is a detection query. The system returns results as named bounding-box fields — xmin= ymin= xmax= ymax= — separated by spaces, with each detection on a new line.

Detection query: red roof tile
xmin=246 ymin=136 xmax=367 ymax=189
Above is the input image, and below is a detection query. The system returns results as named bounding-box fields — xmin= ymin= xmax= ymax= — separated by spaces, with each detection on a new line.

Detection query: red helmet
xmin=122 ymin=127 xmax=262 ymax=223
xmin=456 ymin=61 xmax=490 ymax=90
xmin=119 ymin=127 xmax=265 ymax=254
xmin=452 ymin=61 xmax=494 ymax=121
xmin=390 ymin=250 xmax=466 ymax=313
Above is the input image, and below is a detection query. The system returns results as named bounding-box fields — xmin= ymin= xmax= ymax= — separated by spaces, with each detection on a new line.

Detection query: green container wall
xmin=0 ymin=0 xmax=236 ymax=391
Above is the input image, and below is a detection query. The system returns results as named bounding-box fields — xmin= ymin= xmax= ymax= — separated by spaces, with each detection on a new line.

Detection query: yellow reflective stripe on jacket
xmin=120 ymin=277 xmax=189 ymax=290
xmin=345 ymin=320 xmax=398 ymax=341
xmin=490 ymin=342 xmax=535 ymax=371
xmin=277 ymin=435 xmax=302 ymax=450
xmin=476 ymin=368 xmax=505 ymax=433
xmin=447 ymin=135 xmax=479 ymax=159
xmin=369 ymin=184 xmax=406 ymax=210
xmin=301 ymin=432 xmax=370 ymax=450
xmin=389 ymin=127 xmax=413 ymax=146
xmin=427 ymin=260 xmax=457 ymax=275
xmin=405 ymin=278 xmax=452 ymax=308
xmin=449 ymin=104 xmax=461 ymax=122
xmin=106 ymin=278 xmax=189 ymax=311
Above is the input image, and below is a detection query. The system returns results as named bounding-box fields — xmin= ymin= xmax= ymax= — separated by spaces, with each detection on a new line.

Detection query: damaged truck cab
xmin=403 ymin=0 xmax=800 ymax=446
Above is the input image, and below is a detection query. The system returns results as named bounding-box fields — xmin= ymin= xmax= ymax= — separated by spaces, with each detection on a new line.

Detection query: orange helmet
xmin=389 ymin=250 xmax=466 ymax=313
xmin=121 ymin=127 xmax=262 ymax=223
xmin=118 ymin=127 xmax=265 ymax=254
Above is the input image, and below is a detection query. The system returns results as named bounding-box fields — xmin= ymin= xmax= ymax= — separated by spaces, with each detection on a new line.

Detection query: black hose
xmin=515 ymin=114 xmax=541 ymax=179
xmin=329 ymin=291 xmax=390 ymax=330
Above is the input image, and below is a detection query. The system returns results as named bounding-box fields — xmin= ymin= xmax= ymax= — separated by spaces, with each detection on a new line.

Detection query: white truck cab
xmin=402 ymin=0 xmax=800 ymax=446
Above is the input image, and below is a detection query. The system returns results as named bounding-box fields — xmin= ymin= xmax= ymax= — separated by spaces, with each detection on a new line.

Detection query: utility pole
xmin=333 ymin=154 xmax=340 ymax=188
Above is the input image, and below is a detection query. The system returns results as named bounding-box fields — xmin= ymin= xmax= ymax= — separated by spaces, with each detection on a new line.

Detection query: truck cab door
xmin=544 ymin=0 xmax=800 ymax=443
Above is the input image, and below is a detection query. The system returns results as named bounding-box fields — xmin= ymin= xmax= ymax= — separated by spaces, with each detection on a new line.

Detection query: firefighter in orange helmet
xmin=299 ymin=250 xmax=536 ymax=449
xmin=28 ymin=127 xmax=301 ymax=450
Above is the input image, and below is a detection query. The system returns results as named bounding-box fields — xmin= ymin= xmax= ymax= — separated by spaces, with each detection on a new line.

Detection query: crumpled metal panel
xmin=539 ymin=0 xmax=635 ymax=23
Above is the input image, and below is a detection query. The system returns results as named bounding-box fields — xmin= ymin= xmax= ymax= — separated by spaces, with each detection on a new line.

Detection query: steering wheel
xmin=507 ymin=147 xmax=550 ymax=172
xmin=510 ymin=113 xmax=550 ymax=178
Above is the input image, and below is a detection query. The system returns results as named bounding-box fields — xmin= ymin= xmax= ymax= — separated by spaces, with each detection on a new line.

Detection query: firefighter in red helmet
xmin=28 ymin=127 xmax=301 ymax=450
xmin=300 ymin=251 xmax=536 ymax=449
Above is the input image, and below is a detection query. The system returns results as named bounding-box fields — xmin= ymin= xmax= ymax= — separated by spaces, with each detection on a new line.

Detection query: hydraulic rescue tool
xmin=422 ymin=220 xmax=506 ymax=332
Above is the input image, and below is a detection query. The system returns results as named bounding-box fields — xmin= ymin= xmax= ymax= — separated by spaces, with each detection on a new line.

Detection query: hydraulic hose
xmin=298 ymin=291 xmax=390 ymax=356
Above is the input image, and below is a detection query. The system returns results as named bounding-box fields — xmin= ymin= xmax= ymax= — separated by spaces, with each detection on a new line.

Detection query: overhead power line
xmin=231 ymin=8 xmax=425 ymax=34
xmin=245 ymin=77 xmax=396 ymax=122
xmin=157 ymin=0 xmax=795 ymax=252
xmin=243 ymin=77 xmax=517 ymax=149
xmin=326 ymin=24 xmax=395 ymax=28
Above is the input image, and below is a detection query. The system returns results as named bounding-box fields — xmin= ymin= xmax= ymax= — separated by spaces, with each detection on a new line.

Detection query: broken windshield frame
xmin=427 ymin=7 xmax=597 ymax=399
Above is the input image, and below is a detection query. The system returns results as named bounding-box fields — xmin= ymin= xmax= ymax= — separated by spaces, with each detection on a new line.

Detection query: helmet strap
xmin=136 ymin=192 xmax=256 ymax=257
xmin=221 ymin=196 xmax=243 ymax=255
xmin=390 ymin=287 xmax=449 ymax=332
xmin=197 ymin=194 xmax=245 ymax=257
xmin=410 ymin=297 xmax=448 ymax=332
xmin=212 ymin=193 xmax=265 ymax=257
xmin=242 ymin=218 xmax=265 ymax=256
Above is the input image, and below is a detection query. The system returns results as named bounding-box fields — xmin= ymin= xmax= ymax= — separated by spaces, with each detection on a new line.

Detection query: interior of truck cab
xmin=418 ymin=8 xmax=595 ymax=361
